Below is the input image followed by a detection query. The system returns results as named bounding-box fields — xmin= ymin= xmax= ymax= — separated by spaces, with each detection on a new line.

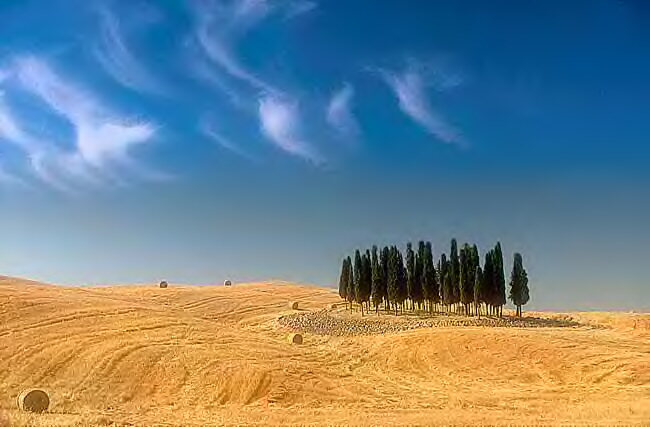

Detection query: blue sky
xmin=1 ymin=0 xmax=649 ymax=310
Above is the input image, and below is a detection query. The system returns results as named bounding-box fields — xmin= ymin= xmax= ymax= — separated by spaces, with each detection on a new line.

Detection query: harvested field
xmin=1 ymin=275 xmax=649 ymax=426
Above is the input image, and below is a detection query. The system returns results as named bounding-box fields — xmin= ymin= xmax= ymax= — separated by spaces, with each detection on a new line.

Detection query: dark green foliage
xmin=353 ymin=250 xmax=363 ymax=305
xmin=474 ymin=265 xmax=483 ymax=315
xmin=346 ymin=256 xmax=355 ymax=305
xmin=359 ymin=250 xmax=372 ymax=314
xmin=482 ymin=250 xmax=495 ymax=309
xmin=449 ymin=239 xmax=460 ymax=306
xmin=371 ymin=246 xmax=383 ymax=311
xmin=387 ymin=246 xmax=400 ymax=313
xmin=414 ymin=241 xmax=425 ymax=309
xmin=508 ymin=253 xmax=530 ymax=317
xmin=339 ymin=241 xmax=529 ymax=318
xmin=406 ymin=243 xmax=416 ymax=309
xmin=494 ymin=242 xmax=506 ymax=316
xmin=380 ymin=246 xmax=390 ymax=310
xmin=439 ymin=253 xmax=449 ymax=307
xmin=338 ymin=257 xmax=349 ymax=302
xmin=422 ymin=242 xmax=439 ymax=309
xmin=396 ymin=248 xmax=407 ymax=309
xmin=427 ymin=242 xmax=440 ymax=304
xmin=459 ymin=244 xmax=474 ymax=311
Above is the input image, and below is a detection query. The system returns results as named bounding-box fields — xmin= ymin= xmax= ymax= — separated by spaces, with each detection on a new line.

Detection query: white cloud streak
xmin=258 ymin=94 xmax=320 ymax=163
xmin=14 ymin=56 xmax=156 ymax=169
xmin=199 ymin=116 xmax=252 ymax=159
xmin=0 ymin=56 xmax=159 ymax=191
xmin=193 ymin=0 xmax=277 ymax=94
xmin=94 ymin=7 xmax=166 ymax=95
xmin=326 ymin=82 xmax=359 ymax=137
xmin=381 ymin=64 xmax=463 ymax=146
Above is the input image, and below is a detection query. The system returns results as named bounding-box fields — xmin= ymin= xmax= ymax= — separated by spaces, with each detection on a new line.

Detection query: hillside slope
xmin=1 ymin=276 xmax=649 ymax=426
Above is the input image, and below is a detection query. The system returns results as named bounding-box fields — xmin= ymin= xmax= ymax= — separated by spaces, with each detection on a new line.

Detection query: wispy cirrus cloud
xmin=258 ymin=94 xmax=321 ymax=163
xmin=326 ymin=82 xmax=360 ymax=138
xmin=15 ymin=56 xmax=156 ymax=169
xmin=200 ymin=115 xmax=253 ymax=160
xmin=94 ymin=6 xmax=166 ymax=95
xmin=381 ymin=61 xmax=464 ymax=146
xmin=0 ymin=98 xmax=39 ymax=152
xmin=285 ymin=0 xmax=318 ymax=20
xmin=190 ymin=0 xmax=322 ymax=163
xmin=0 ymin=56 xmax=159 ymax=191
xmin=192 ymin=0 xmax=278 ymax=94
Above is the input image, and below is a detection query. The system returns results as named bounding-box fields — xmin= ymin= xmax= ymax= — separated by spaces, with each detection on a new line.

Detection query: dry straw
xmin=289 ymin=301 xmax=299 ymax=310
xmin=17 ymin=389 xmax=49 ymax=413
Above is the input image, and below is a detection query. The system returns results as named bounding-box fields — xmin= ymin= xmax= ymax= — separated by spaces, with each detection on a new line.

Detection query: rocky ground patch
xmin=278 ymin=310 xmax=592 ymax=336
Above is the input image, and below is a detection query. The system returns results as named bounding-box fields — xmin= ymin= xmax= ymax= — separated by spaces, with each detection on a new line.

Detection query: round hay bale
xmin=330 ymin=303 xmax=337 ymax=310
xmin=223 ymin=280 xmax=232 ymax=287
xmin=17 ymin=389 xmax=49 ymax=413
xmin=159 ymin=281 xmax=168 ymax=289
xmin=289 ymin=333 xmax=303 ymax=345
xmin=289 ymin=301 xmax=299 ymax=310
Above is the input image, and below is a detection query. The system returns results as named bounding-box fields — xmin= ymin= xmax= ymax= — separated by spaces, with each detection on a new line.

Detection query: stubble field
xmin=1 ymin=275 xmax=649 ymax=426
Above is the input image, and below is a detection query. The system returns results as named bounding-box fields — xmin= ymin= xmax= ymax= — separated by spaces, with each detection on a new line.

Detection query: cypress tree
xmin=459 ymin=243 xmax=474 ymax=315
xmin=380 ymin=246 xmax=390 ymax=312
xmin=422 ymin=242 xmax=439 ymax=312
xmin=387 ymin=246 xmax=399 ymax=315
xmin=353 ymin=250 xmax=363 ymax=312
xmin=406 ymin=243 xmax=416 ymax=310
xmin=359 ymin=250 xmax=372 ymax=316
xmin=508 ymin=253 xmax=530 ymax=317
xmin=474 ymin=265 xmax=483 ymax=318
xmin=413 ymin=241 xmax=425 ymax=310
xmin=338 ymin=257 xmax=349 ymax=308
xmin=439 ymin=253 xmax=449 ymax=310
xmin=494 ymin=242 xmax=506 ymax=317
xmin=371 ymin=246 xmax=383 ymax=314
xmin=396 ymin=248 xmax=407 ymax=314
xmin=482 ymin=251 xmax=494 ymax=315
xmin=470 ymin=244 xmax=480 ymax=315
xmin=449 ymin=239 xmax=461 ymax=313
xmin=346 ymin=256 xmax=355 ymax=308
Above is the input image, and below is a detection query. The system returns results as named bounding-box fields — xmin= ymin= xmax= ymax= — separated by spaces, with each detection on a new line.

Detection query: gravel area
xmin=278 ymin=310 xmax=590 ymax=336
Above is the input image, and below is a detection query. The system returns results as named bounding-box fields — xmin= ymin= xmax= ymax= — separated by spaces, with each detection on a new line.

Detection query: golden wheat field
xmin=1 ymin=275 xmax=649 ymax=427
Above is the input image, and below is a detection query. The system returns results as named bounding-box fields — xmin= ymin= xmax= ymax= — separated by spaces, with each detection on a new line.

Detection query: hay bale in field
xmin=159 ymin=281 xmax=168 ymax=288
xmin=17 ymin=389 xmax=49 ymax=413
xmin=289 ymin=301 xmax=299 ymax=310
xmin=224 ymin=280 xmax=232 ymax=286
xmin=330 ymin=303 xmax=337 ymax=309
xmin=289 ymin=333 xmax=303 ymax=345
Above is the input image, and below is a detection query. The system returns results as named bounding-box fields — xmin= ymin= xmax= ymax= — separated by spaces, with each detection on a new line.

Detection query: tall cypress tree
xmin=482 ymin=251 xmax=494 ymax=315
xmin=359 ymin=250 xmax=372 ymax=316
xmin=508 ymin=253 xmax=530 ymax=317
xmin=371 ymin=246 xmax=383 ymax=313
xmin=406 ymin=243 xmax=416 ymax=310
xmin=346 ymin=256 xmax=355 ymax=308
xmin=494 ymin=242 xmax=506 ymax=317
xmin=387 ymin=246 xmax=399 ymax=315
xmin=439 ymin=253 xmax=449 ymax=310
xmin=380 ymin=246 xmax=390 ymax=312
xmin=353 ymin=250 xmax=363 ymax=312
xmin=459 ymin=243 xmax=474 ymax=315
xmin=474 ymin=265 xmax=483 ymax=318
xmin=422 ymin=242 xmax=439 ymax=312
xmin=396 ymin=248 xmax=407 ymax=314
xmin=338 ymin=257 xmax=349 ymax=307
xmin=415 ymin=241 xmax=425 ymax=311
xmin=449 ymin=239 xmax=461 ymax=312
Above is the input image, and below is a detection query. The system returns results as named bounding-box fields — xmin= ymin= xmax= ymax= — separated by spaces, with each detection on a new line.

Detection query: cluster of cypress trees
xmin=338 ymin=239 xmax=530 ymax=317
